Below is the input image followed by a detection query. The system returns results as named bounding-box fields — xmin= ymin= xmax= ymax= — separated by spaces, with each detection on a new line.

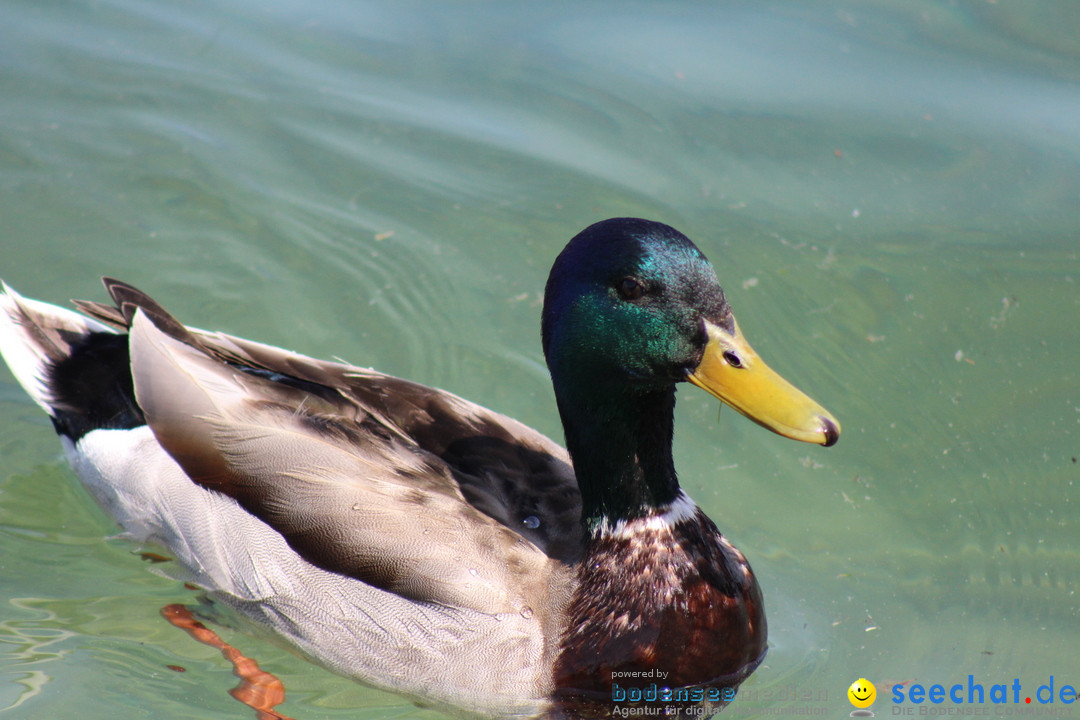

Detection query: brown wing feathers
xmin=72 ymin=279 xmax=581 ymax=612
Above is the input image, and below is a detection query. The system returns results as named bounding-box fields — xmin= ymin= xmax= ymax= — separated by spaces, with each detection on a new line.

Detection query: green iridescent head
xmin=542 ymin=218 xmax=730 ymax=395
xmin=542 ymin=218 xmax=839 ymax=446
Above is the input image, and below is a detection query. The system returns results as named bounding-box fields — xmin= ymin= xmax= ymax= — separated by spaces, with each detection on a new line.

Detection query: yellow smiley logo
xmin=848 ymin=678 xmax=876 ymax=708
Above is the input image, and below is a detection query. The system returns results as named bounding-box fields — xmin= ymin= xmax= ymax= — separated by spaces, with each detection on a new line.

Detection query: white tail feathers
xmin=0 ymin=282 xmax=115 ymax=414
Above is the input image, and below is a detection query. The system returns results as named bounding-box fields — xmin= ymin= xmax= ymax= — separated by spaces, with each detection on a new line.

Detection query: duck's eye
xmin=617 ymin=277 xmax=645 ymax=301
xmin=723 ymin=351 xmax=743 ymax=368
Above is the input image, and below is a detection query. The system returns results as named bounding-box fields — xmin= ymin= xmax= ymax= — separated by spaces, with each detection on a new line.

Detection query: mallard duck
xmin=0 ymin=218 xmax=838 ymax=718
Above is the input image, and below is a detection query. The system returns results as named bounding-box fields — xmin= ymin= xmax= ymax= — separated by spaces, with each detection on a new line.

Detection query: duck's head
xmin=542 ymin=218 xmax=839 ymax=447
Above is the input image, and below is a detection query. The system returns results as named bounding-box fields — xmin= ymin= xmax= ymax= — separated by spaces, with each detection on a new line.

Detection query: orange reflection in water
xmin=161 ymin=604 xmax=296 ymax=720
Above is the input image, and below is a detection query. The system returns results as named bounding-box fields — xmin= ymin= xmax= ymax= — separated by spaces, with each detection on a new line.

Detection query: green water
xmin=1 ymin=1 xmax=1078 ymax=718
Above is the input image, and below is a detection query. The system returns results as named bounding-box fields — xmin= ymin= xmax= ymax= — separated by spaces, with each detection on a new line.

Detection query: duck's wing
xmin=193 ymin=330 xmax=584 ymax=565
xmin=98 ymin=280 xmax=579 ymax=616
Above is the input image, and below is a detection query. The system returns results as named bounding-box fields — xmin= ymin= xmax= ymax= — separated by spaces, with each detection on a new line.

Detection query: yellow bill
xmin=688 ymin=318 xmax=840 ymax=446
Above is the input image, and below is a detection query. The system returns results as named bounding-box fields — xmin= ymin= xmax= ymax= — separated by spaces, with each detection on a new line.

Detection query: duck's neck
xmin=555 ymin=384 xmax=682 ymax=532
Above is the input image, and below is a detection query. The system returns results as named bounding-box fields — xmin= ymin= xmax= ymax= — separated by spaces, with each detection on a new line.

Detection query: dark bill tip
xmin=819 ymin=416 xmax=840 ymax=447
